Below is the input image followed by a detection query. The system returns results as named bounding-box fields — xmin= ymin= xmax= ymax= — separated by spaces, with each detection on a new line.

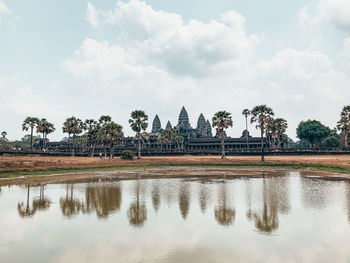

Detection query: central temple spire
xmin=178 ymin=106 xmax=191 ymax=129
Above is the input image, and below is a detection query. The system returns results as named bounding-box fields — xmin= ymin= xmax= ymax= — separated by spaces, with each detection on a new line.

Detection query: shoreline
xmin=0 ymin=156 xmax=350 ymax=186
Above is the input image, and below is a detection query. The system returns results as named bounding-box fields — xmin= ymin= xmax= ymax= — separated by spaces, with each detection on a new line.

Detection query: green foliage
xmin=321 ymin=136 xmax=340 ymax=148
xmin=129 ymin=110 xmax=148 ymax=133
xmin=296 ymin=120 xmax=331 ymax=147
xmin=121 ymin=150 xmax=135 ymax=160
xmin=212 ymin=111 xmax=233 ymax=137
xmin=288 ymin=138 xmax=310 ymax=148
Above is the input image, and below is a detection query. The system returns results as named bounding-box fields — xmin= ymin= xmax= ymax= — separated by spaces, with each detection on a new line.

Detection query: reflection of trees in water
xmin=251 ymin=178 xmax=280 ymax=233
xmin=301 ymin=178 xmax=328 ymax=210
xmin=128 ymin=178 xmax=147 ymax=228
xmin=214 ymin=183 xmax=235 ymax=226
xmin=151 ymin=182 xmax=160 ymax=213
xmin=60 ymin=184 xmax=83 ymax=218
xmin=18 ymin=185 xmax=36 ymax=218
xmin=84 ymin=183 xmax=122 ymax=218
xmin=178 ymin=182 xmax=190 ymax=220
xmin=32 ymin=184 xmax=51 ymax=211
xmin=199 ymin=183 xmax=211 ymax=214
xmin=246 ymin=175 xmax=291 ymax=233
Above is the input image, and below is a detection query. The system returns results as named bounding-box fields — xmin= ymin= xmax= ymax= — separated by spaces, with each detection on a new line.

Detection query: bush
xmin=321 ymin=136 xmax=340 ymax=148
xmin=121 ymin=150 xmax=135 ymax=160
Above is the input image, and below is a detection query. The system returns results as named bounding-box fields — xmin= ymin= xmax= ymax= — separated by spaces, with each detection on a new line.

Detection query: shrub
xmin=321 ymin=136 xmax=340 ymax=148
xmin=121 ymin=150 xmax=135 ymax=160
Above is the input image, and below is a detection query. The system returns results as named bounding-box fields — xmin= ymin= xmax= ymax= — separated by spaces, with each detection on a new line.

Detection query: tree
xmin=175 ymin=135 xmax=184 ymax=150
xmin=22 ymin=117 xmax=39 ymax=150
xmin=250 ymin=105 xmax=274 ymax=161
xmin=337 ymin=105 xmax=350 ymax=147
xmin=161 ymin=128 xmax=176 ymax=150
xmin=321 ymin=136 xmax=340 ymax=148
xmin=36 ymin=119 xmax=55 ymax=150
xmin=84 ymin=119 xmax=99 ymax=156
xmin=63 ymin=116 xmax=84 ymax=156
xmin=98 ymin=121 xmax=124 ymax=158
xmin=271 ymin=118 xmax=288 ymax=148
xmin=212 ymin=111 xmax=233 ymax=159
xmin=242 ymin=109 xmax=251 ymax=148
xmin=129 ymin=110 xmax=148 ymax=159
xmin=1 ymin=131 xmax=7 ymax=141
xmin=296 ymin=120 xmax=331 ymax=148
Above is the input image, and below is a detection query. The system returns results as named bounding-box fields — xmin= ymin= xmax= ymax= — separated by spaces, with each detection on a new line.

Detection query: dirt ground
xmin=1 ymin=154 xmax=350 ymax=170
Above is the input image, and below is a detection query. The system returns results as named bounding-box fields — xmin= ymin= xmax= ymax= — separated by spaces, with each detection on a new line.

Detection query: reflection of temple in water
xmin=151 ymin=182 xmax=161 ymax=213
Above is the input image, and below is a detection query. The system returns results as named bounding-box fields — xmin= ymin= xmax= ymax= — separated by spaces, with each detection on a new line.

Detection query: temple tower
xmin=152 ymin=114 xmax=161 ymax=133
xmin=197 ymin=113 xmax=207 ymax=137
xmin=166 ymin=121 xmax=172 ymax=130
xmin=206 ymin=120 xmax=213 ymax=137
xmin=178 ymin=106 xmax=191 ymax=129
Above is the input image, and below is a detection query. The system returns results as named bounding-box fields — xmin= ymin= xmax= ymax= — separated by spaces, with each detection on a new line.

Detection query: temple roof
xmin=166 ymin=120 xmax=172 ymax=130
xmin=152 ymin=114 xmax=161 ymax=133
xmin=178 ymin=106 xmax=191 ymax=129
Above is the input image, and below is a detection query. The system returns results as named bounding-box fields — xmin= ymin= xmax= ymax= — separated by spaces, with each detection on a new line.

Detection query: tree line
xmin=1 ymin=105 xmax=349 ymax=161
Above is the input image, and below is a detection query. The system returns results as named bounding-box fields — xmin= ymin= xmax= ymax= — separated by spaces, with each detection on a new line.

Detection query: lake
xmin=1 ymin=171 xmax=350 ymax=263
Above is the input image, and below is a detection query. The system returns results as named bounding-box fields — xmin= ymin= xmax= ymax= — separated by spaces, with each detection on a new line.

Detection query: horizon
xmin=1 ymin=0 xmax=349 ymax=141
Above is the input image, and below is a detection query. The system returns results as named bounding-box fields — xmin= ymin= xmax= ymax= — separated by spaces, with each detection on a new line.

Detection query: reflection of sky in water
xmin=0 ymin=171 xmax=350 ymax=263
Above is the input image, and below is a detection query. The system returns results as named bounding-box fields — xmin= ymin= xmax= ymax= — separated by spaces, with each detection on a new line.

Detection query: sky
xmin=0 ymin=0 xmax=350 ymax=141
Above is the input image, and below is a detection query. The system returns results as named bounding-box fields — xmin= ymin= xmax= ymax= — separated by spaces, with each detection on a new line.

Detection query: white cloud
xmin=340 ymin=37 xmax=350 ymax=59
xmin=86 ymin=2 xmax=100 ymax=28
xmin=86 ymin=0 xmax=259 ymax=77
xmin=60 ymin=0 xmax=350 ymax=140
xmin=299 ymin=0 xmax=350 ymax=32
xmin=0 ymin=0 xmax=10 ymax=14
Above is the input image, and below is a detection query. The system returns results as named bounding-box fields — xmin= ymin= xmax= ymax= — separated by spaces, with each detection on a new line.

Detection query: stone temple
xmin=151 ymin=106 xmax=213 ymax=139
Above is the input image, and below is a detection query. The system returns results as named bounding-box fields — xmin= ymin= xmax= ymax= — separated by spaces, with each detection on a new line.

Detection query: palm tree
xmin=214 ymin=184 xmax=235 ymax=226
xmin=84 ymin=119 xmax=99 ymax=156
xmin=63 ymin=116 xmax=84 ymax=156
xmin=272 ymin=118 xmax=288 ymax=148
xmin=129 ymin=110 xmax=148 ymax=159
xmin=1 ymin=131 xmax=7 ymax=140
xmin=36 ymin=119 xmax=55 ymax=150
xmin=337 ymin=105 xmax=350 ymax=147
xmin=250 ymin=105 xmax=274 ymax=161
xmin=22 ymin=117 xmax=40 ymax=150
xmin=242 ymin=109 xmax=251 ymax=149
xmin=161 ymin=128 xmax=176 ymax=150
xmin=212 ymin=111 xmax=233 ymax=159
xmin=175 ymin=135 xmax=184 ymax=150
xmin=98 ymin=121 xmax=124 ymax=158
xmin=17 ymin=185 xmax=36 ymax=218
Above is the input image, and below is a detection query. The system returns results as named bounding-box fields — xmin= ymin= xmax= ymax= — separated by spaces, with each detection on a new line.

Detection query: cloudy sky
xmin=0 ymin=0 xmax=349 ymax=140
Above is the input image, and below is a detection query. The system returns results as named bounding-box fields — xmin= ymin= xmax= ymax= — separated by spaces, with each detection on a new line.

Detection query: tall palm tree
xmin=36 ymin=119 xmax=55 ymax=150
xmin=272 ymin=118 xmax=288 ymax=148
xmin=250 ymin=105 xmax=274 ymax=161
xmin=337 ymin=105 xmax=350 ymax=147
xmin=22 ymin=117 xmax=40 ymax=150
xmin=63 ymin=116 xmax=84 ymax=156
xmin=212 ymin=111 xmax=233 ymax=159
xmin=129 ymin=110 xmax=148 ymax=159
xmin=84 ymin=119 xmax=99 ymax=157
xmin=175 ymin=135 xmax=184 ymax=150
xmin=242 ymin=109 xmax=251 ymax=149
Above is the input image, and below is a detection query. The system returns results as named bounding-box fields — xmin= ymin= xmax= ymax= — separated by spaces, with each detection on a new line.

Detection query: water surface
xmin=1 ymin=171 xmax=350 ymax=263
